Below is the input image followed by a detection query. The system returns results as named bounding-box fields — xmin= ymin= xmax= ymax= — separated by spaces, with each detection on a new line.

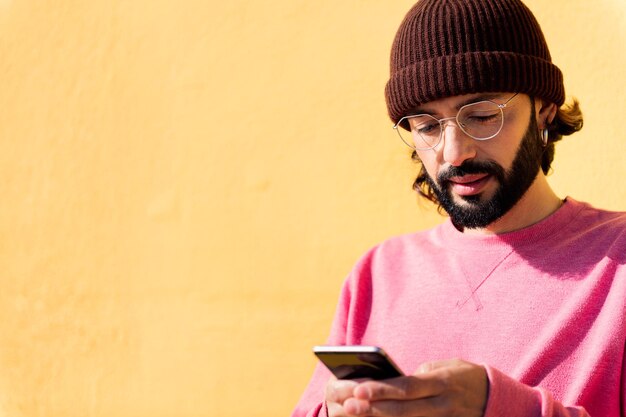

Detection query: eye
xmin=418 ymin=123 xmax=438 ymax=134
xmin=463 ymin=111 xmax=501 ymax=124
xmin=411 ymin=120 xmax=439 ymax=135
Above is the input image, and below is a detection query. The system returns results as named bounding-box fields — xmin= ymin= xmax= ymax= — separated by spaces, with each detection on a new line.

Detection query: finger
xmin=326 ymin=379 xmax=360 ymax=404
xmin=354 ymin=375 xmax=445 ymax=401
xmin=327 ymin=400 xmax=351 ymax=417
xmin=342 ymin=398 xmax=373 ymax=416
xmin=363 ymin=391 xmax=487 ymax=417
xmin=355 ymin=397 xmax=438 ymax=417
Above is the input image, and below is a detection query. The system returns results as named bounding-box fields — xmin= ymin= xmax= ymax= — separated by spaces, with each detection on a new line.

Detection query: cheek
xmin=489 ymin=124 xmax=530 ymax=168
xmin=480 ymin=141 xmax=516 ymax=168
xmin=497 ymin=109 xmax=533 ymax=155
xmin=414 ymin=150 xmax=440 ymax=179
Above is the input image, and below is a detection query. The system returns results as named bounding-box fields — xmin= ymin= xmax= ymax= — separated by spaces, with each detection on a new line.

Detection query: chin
xmin=458 ymin=194 xmax=482 ymax=204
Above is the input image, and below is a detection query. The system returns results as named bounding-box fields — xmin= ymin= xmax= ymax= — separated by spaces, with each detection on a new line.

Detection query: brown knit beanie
xmin=385 ymin=0 xmax=565 ymax=124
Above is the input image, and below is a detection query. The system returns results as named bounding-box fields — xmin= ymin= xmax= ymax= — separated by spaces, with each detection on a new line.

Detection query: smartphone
xmin=313 ymin=345 xmax=404 ymax=380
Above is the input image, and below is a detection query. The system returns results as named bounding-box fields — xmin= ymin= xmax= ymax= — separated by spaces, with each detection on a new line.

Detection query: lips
xmin=447 ymin=173 xmax=491 ymax=196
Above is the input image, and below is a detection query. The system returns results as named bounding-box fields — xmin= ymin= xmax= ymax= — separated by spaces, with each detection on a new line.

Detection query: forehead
xmin=409 ymin=92 xmax=515 ymax=115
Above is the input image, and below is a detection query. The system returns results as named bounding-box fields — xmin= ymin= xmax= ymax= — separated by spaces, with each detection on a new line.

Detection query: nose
xmin=440 ymin=120 xmax=477 ymax=166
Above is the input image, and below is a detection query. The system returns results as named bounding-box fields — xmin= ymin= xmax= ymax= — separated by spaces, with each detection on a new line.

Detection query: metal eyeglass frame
xmin=392 ymin=93 xmax=519 ymax=150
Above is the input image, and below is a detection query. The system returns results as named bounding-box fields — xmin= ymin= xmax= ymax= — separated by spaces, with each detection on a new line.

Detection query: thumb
xmin=417 ymin=358 xmax=464 ymax=374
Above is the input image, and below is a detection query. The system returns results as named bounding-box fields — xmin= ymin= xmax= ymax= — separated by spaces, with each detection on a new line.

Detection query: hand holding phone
xmin=313 ymin=345 xmax=404 ymax=380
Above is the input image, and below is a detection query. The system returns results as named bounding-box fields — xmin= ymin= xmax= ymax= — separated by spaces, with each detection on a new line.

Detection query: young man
xmin=292 ymin=1 xmax=626 ymax=416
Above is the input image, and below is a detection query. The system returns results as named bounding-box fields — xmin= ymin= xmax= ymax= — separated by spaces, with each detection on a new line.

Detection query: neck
xmin=464 ymin=173 xmax=562 ymax=235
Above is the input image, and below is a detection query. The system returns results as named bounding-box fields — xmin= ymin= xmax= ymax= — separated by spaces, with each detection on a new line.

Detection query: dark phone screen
xmin=316 ymin=351 xmax=403 ymax=380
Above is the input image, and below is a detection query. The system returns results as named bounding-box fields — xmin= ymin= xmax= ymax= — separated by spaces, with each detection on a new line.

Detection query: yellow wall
xmin=0 ymin=1 xmax=624 ymax=416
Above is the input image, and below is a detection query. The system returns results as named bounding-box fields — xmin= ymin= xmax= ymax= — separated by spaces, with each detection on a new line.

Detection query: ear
xmin=534 ymin=98 xmax=558 ymax=129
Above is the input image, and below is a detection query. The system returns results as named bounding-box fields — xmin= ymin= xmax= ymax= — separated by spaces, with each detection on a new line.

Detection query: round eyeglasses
xmin=393 ymin=93 xmax=519 ymax=150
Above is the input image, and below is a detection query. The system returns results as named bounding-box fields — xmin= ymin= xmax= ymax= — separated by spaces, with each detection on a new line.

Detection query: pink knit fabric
xmin=292 ymin=198 xmax=626 ymax=417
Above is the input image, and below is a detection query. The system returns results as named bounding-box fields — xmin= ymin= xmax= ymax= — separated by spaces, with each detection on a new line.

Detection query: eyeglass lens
xmin=399 ymin=100 xmax=505 ymax=150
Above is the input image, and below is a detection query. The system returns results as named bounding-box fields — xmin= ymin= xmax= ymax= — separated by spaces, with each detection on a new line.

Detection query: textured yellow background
xmin=0 ymin=1 xmax=624 ymax=416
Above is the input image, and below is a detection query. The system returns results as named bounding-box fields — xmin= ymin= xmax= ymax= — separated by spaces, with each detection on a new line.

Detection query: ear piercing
xmin=541 ymin=128 xmax=549 ymax=147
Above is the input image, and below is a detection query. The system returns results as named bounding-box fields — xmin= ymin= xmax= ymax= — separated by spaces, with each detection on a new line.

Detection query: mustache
xmin=437 ymin=160 xmax=506 ymax=184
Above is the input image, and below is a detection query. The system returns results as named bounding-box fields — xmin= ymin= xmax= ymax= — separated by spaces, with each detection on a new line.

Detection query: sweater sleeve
xmin=290 ymin=275 xmax=355 ymax=417
xmin=291 ymin=246 xmax=380 ymax=417
xmin=484 ymin=366 xmax=590 ymax=417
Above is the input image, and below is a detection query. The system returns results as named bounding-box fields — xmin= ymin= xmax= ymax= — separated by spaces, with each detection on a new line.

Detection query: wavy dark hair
xmin=411 ymin=98 xmax=584 ymax=210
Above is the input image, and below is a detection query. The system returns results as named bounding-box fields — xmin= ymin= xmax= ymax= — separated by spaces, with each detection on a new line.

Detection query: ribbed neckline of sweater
xmin=433 ymin=196 xmax=585 ymax=252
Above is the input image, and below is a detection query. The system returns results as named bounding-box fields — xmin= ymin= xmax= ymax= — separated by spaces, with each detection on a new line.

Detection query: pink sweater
xmin=292 ymin=198 xmax=626 ymax=417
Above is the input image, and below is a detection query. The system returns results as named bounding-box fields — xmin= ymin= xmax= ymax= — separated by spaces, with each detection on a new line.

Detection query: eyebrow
xmin=409 ymin=93 xmax=507 ymax=116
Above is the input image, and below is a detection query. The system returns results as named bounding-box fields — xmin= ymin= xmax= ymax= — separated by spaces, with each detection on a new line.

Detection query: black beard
xmin=425 ymin=114 xmax=544 ymax=231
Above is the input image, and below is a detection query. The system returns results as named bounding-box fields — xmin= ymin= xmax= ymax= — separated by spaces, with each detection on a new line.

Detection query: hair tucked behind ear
xmin=542 ymin=98 xmax=584 ymax=174
xmin=411 ymin=98 xmax=584 ymax=210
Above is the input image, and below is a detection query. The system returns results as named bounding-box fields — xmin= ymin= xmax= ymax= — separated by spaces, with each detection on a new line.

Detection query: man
xmin=292 ymin=0 xmax=625 ymax=416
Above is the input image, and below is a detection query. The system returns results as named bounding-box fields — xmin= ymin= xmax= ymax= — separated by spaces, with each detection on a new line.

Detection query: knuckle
xmin=325 ymin=386 xmax=339 ymax=402
xmin=326 ymin=380 xmax=359 ymax=404
xmin=325 ymin=381 xmax=344 ymax=402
